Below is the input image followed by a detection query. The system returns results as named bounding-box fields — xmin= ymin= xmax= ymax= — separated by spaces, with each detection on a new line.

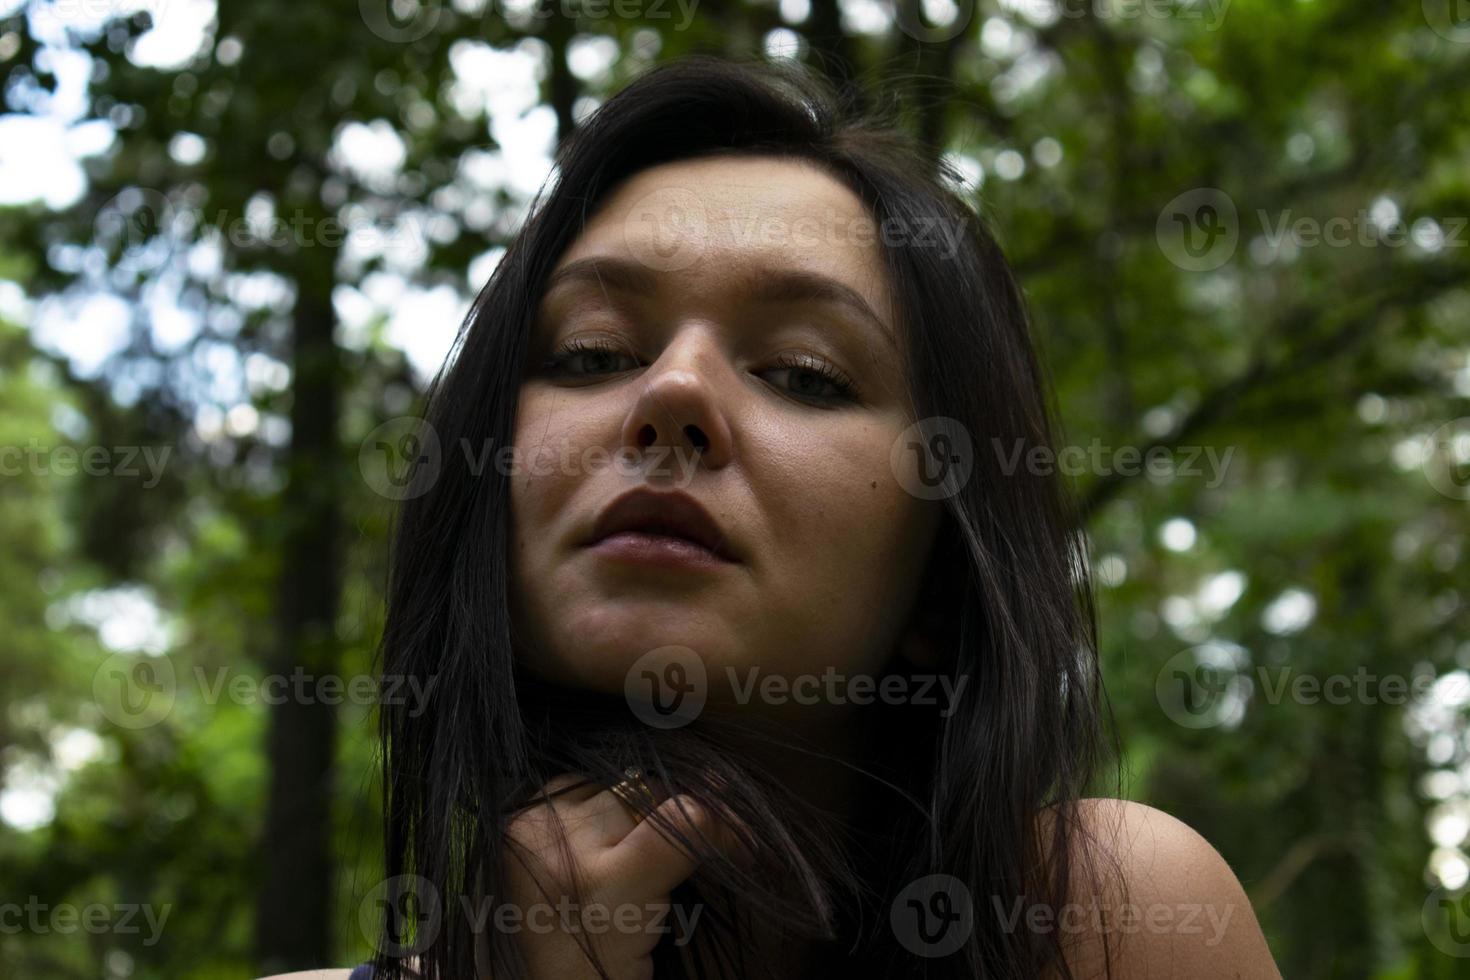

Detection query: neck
xmin=676 ymin=703 xmax=887 ymax=978
xmin=702 ymin=698 xmax=866 ymax=817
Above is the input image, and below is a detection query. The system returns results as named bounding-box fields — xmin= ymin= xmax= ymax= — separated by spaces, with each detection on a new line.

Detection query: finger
xmin=559 ymin=787 xmax=645 ymax=848
xmin=504 ymin=774 xmax=604 ymax=859
xmin=531 ymin=772 xmax=604 ymax=807
xmin=557 ymin=769 xmax=668 ymax=848
xmin=504 ymin=774 xmax=656 ymax=888
xmin=600 ymin=794 xmax=744 ymax=898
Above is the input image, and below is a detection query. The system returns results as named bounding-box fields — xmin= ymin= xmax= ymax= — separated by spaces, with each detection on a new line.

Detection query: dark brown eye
xmin=543 ymin=338 xmax=639 ymax=378
xmin=760 ymin=352 xmax=859 ymax=405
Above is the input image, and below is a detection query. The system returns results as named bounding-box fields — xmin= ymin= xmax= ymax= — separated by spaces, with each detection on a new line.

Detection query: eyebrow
xmin=541 ymin=256 xmax=898 ymax=352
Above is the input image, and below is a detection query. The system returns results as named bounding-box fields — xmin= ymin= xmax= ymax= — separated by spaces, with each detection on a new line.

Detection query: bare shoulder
xmin=1039 ymin=797 xmax=1282 ymax=980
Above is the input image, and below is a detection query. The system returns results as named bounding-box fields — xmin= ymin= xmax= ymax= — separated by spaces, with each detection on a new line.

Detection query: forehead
xmin=552 ymin=154 xmax=896 ymax=330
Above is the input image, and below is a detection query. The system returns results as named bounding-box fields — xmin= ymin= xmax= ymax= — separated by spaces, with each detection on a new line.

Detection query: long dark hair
xmin=368 ymin=53 xmax=1122 ymax=980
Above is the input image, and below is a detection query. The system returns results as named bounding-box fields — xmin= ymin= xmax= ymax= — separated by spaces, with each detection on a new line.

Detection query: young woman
xmin=297 ymin=54 xmax=1280 ymax=980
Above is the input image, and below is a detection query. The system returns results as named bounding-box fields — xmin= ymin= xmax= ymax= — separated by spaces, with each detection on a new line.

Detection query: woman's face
xmin=509 ymin=154 xmax=943 ymax=714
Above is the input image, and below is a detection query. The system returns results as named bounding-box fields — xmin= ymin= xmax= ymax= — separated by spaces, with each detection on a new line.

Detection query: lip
xmin=583 ymin=488 xmax=738 ymax=567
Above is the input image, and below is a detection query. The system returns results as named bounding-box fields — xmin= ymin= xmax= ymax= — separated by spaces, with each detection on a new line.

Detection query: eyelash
xmin=541 ymin=337 xmax=861 ymax=405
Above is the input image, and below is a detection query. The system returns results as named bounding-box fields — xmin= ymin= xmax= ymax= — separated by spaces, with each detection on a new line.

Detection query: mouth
xmin=583 ymin=488 xmax=738 ymax=567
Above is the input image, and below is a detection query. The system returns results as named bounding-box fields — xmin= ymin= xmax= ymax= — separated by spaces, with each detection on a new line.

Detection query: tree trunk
xmin=255 ymin=234 xmax=343 ymax=972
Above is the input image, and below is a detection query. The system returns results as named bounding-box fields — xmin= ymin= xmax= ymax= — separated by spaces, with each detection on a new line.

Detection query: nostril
xmin=684 ymin=425 xmax=709 ymax=452
xmin=636 ymin=424 xmax=657 ymax=448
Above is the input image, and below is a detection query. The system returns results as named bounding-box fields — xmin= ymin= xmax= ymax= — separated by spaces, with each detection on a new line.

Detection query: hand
xmin=490 ymin=774 xmax=736 ymax=980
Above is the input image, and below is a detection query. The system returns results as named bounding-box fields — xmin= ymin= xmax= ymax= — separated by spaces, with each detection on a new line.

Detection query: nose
xmin=619 ymin=334 xmax=734 ymax=473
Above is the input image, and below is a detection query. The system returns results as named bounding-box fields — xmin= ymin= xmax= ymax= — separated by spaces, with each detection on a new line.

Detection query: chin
xmin=525 ymin=603 xmax=733 ymax=693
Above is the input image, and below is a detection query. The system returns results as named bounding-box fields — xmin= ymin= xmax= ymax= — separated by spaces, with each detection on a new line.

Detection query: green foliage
xmin=1 ymin=0 xmax=1467 ymax=976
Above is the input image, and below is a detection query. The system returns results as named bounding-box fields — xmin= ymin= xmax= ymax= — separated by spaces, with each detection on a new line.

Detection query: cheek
xmin=509 ymin=390 xmax=593 ymax=596
xmin=764 ymin=413 xmax=930 ymax=551
xmin=509 ymin=388 xmax=615 ymax=535
xmin=754 ymin=415 xmax=938 ymax=660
